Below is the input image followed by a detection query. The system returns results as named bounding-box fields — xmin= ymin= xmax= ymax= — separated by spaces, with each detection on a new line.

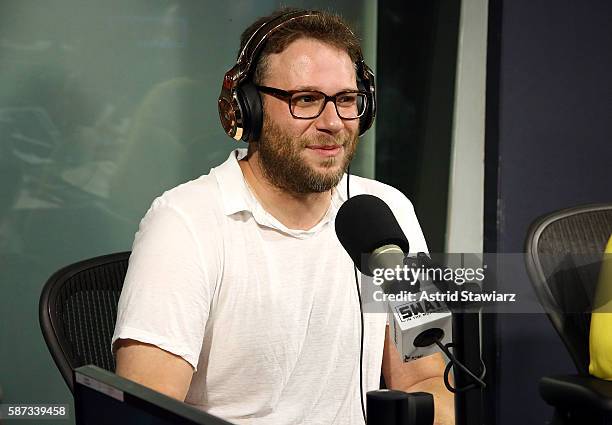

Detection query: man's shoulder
xmin=148 ymin=172 xmax=222 ymax=218
xmin=345 ymin=174 xmax=415 ymax=212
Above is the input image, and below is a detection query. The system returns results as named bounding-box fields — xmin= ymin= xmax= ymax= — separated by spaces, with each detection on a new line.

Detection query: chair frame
xmin=39 ymin=251 xmax=131 ymax=393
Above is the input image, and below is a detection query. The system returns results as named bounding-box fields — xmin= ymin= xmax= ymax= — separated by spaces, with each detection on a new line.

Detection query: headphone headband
xmin=223 ymin=11 xmax=326 ymax=93
xmin=237 ymin=11 xmax=322 ymax=81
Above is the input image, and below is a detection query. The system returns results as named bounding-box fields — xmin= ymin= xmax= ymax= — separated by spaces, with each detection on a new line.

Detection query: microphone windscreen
xmin=335 ymin=194 xmax=410 ymax=271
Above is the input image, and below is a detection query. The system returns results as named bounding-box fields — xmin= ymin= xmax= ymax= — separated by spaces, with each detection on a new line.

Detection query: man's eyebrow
xmin=293 ymin=85 xmax=359 ymax=92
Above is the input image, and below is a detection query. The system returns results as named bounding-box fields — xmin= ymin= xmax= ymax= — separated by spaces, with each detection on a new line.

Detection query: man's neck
xmin=238 ymin=154 xmax=333 ymax=231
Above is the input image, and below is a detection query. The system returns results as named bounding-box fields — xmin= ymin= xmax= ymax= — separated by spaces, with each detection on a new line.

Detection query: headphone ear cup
xmin=236 ymin=82 xmax=263 ymax=142
xmin=357 ymin=80 xmax=374 ymax=136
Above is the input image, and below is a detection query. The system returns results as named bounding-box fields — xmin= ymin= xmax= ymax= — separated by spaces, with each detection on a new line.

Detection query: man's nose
xmin=315 ymin=100 xmax=343 ymax=134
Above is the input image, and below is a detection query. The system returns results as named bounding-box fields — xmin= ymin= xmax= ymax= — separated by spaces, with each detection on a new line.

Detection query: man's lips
xmin=306 ymin=144 xmax=343 ymax=157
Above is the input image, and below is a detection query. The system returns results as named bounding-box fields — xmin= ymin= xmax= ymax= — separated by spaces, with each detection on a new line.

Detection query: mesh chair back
xmin=525 ymin=204 xmax=612 ymax=375
xmin=39 ymin=252 xmax=130 ymax=393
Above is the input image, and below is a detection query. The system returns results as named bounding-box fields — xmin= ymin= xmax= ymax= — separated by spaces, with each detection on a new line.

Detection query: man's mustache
xmin=301 ymin=134 xmax=357 ymax=148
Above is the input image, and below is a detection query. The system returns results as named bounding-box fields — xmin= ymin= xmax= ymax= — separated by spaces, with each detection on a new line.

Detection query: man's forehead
xmin=263 ymin=38 xmax=357 ymax=90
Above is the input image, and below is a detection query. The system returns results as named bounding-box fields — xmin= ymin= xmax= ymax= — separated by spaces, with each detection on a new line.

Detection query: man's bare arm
xmin=114 ymin=339 xmax=194 ymax=401
xmin=382 ymin=325 xmax=455 ymax=425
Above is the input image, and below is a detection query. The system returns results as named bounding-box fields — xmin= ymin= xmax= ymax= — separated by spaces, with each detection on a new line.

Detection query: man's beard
xmin=255 ymin=118 xmax=359 ymax=194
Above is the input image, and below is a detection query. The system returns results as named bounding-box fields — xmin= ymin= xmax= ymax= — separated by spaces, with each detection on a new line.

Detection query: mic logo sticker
xmin=395 ymin=299 xmax=445 ymax=322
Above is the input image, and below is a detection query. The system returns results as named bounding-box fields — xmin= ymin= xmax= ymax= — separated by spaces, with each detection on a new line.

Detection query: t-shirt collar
xmin=212 ymin=148 xmax=349 ymax=237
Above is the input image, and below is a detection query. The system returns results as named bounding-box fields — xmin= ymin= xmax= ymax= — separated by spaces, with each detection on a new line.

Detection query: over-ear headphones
xmin=218 ymin=9 xmax=377 ymax=143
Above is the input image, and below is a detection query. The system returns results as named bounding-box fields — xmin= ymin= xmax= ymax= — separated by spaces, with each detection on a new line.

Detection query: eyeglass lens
xmin=290 ymin=92 xmax=366 ymax=119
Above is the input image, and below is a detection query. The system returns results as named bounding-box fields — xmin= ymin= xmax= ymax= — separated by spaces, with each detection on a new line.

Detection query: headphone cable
xmin=346 ymin=168 xmax=367 ymax=424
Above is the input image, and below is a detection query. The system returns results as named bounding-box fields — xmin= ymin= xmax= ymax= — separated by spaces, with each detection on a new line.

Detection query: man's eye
xmin=337 ymin=94 xmax=357 ymax=105
xmin=293 ymin=94 xmax=318 ymax=105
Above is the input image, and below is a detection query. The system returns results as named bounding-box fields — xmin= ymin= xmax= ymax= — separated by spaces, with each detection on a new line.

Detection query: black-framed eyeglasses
xmin=256 ymin=85 xmax=367 ymax=120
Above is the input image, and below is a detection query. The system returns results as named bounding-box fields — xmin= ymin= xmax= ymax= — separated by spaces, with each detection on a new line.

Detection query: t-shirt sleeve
xmin=397 ymin=198 xmax=428 ymax=255
xmin=111 ymin=198 xmax=217 ymax=371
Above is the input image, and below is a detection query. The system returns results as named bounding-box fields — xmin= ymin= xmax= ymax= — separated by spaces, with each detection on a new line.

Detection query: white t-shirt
xmin=112 ymin=149 xmax=427 ymax=425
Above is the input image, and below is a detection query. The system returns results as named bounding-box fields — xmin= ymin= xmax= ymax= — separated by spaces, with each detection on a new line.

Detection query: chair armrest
xmin=540 ymin=374 xmax=612 ymax=413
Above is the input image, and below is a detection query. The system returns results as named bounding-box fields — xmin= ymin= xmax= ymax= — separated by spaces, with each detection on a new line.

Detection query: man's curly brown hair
xmin=238 ymin=8 xmax=362 ymax=85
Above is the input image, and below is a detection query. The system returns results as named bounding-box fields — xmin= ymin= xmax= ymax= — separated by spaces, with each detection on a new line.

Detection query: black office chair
xmin=39 ymin=251 xmax=131 ymax=393
xmin=525 ymin=203 xmax=612 ymax=425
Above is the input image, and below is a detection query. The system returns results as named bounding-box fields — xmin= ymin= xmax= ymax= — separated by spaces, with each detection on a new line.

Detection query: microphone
xmin=334 ymin=194 xmax=451 ymax=363
xmin=335 ymin=194 xmax=410 ymax=276
xmin=335 ymin=194 xmax=486 ymax=392
xmin=387 ymin=284 xmax=452 ymax=363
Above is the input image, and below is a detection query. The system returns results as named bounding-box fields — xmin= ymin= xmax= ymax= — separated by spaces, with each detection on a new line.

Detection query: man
xmin=113 ymin=8 xmax=454 ymax=425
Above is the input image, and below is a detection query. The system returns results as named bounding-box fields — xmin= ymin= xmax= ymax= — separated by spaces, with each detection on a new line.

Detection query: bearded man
xmin=112 ymin=8 xmax=454 ymax=425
